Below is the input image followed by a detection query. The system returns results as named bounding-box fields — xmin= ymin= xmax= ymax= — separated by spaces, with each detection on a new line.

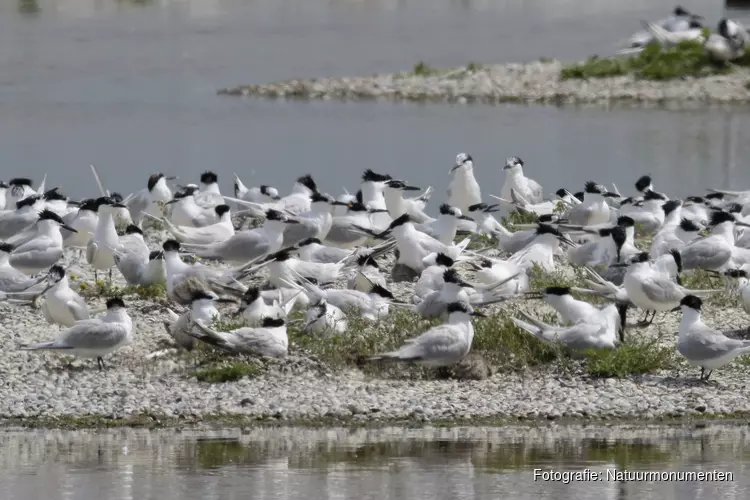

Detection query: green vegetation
xmin=584 ymin=337 xmax=677 ymax=378
xmin=78 ymin=281 xmax=167 ymax=300
xmin=466 ymin=61 xmax=483 ymax=72
xmin=560 ymin=40 xmax=749 ymax=81
xmin=412 ymin=61 xmax=439 ymax=77
xmin=501 ymin=211 xmax=539 ymax=228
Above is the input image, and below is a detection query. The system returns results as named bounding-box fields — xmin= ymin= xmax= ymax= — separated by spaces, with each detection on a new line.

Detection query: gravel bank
xmin=3 ymin=236 xmax=750 ymax=429
xmin=218 ymin=61 xmax=750 ymax=105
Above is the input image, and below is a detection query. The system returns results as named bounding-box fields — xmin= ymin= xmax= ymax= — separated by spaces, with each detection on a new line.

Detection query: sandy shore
xmin=2 ymin=228 xmax=750 ymax=429
xmin=218 ymin=61 xmax=750 ymax=106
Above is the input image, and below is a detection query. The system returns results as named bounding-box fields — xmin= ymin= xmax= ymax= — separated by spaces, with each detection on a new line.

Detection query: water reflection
xmin=17 ymin=0 xmax=39 ymax=14
xmin=0 ymin=425 xmax=749 ymax=499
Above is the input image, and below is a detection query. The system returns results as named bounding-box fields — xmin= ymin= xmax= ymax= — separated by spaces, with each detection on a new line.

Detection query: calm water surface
xmin=0 ymin=0 xmax=749 ymax=200
xmin=1 ymin=425 xmax=750 ymax=499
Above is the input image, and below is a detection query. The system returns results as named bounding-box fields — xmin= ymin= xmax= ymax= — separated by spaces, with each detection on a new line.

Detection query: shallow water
xmin=1 ymin=425 xmax=749 ymax=499
xmin=0 ymin=0 xmax=749 ymax=200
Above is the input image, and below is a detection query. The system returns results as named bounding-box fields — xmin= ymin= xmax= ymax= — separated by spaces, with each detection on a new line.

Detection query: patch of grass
xmin=466 ymin=61 xmax=483 ymax=72
xmin=412 ymin=61 xmax=439 ymax=77
xmin=583 ymin=337 xmax=677 ymax=378
xmin=501 ymin=211 xmax=538 ymax=229
xmin=467 ymin=233 xmax=498 ymax=250
xmin=78 ymin=281 xmax=167 ymax=299
xmin=561 ymin=40 xmax=736 ymax=82
xmin=538 ymin=56 xmax=553 ymax=63
xmin=679 ymin=270 xmax=722 ymax=290
xmin=211 ymin=316 xmax=245 ymax=332
xmin=194 ymin=362 xmax=262 ymax=383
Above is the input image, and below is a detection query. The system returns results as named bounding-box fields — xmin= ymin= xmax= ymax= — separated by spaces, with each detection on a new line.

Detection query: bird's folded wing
xmin=640 ymin=277 xmax=684 ymax=303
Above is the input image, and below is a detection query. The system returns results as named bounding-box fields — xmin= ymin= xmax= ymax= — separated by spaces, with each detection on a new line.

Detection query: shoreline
xmin=218 ymin=61 xmax=750 ymax=106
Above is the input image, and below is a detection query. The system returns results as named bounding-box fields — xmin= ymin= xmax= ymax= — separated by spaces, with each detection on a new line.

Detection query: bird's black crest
xmin=435 ymin=252 xmax=454 ymax=268
xmin=355 ymin=190 xmax=363 ymax=205
xmin=669 ymin=249 xmax=683 ymax=274
xmin=705 ymin=192 xmax=724 ymax=200
xmin=270 ymin=249 xmax=292 ymax=261
xmin=507 ymin=156 xmax=524 ymax=166
xmin=261 ymin=317 xmax=286 ymax=328
xmin=634 ymin=175 xmax=652 ymax=193
xmin=79 ymin=199 xmax=99 ymax=212
xmin=544 ymin=286 xmax=571 ymax=296
xmin=356 ymin=253 xmax=378 ymax=268
xmin=16 ymin=195 xmax=41 ymax=210
xmin=555 ymin=188 xmax=568 ymax=198
xmin=468 ymin=203 xmax=488 ymax=212
xmin=709 ymin=210 xmax=735 ymax=226
xmin=200 ymin=171 xmax=218 ymax=184
xmin=584 ymin=181 xmax=603 ymax=194
xmin=369 ymin=284 xmax=394 ymax=299
xmin=661 ymin=200 xmax=681 ymax=216
xmin=727 ymin=203 xmax=743 ymax=214
xmin=442 ymin=268 xmax=465 ymax=284
xmin=535 ymin=224 xmax=562 ymax=237
xmin=679 ymin=218 xmax=700 ymax=232
xmin=537 ymin=214 xmax=555 ymax=223
xmin=674 ymin=5 xmax=689 ymax=16
xmin=298 ymin=237 xmax=322 ymax=247
xmin=602 ymin=192 xmax=621 ymax=199
xmin=685 ymin=196 xmax=704 ymax=203
xmin=611 ymin=226 xmax=627 ymax=248
xmin=124 ymin=224 xmax=143 ymax=236
xmin=214 ymin=204 xmax=231 ymax=217
xmin=439 ymin=204 xmax=459 ymax=216
xmin=311 ymin=192 xmax=331 ymax=204
xmin=148 ymin=250 xmax=163 ymax=260
xmin=43 ymin=187 xmax=66 ymax=201
xmin=679 ymin=295 xmax=702 ymax=310
xmin=48 ymin=264 xmax=65 ymax=278
xmin=106 ymin=297 xmax=126 ymax=309
xmin=147 ymin=173 xmax=166 ymax=191
xmin=38 ymin=209 xmax=64 ymax=224
xmin=446 ymin=302 xmax=471 ymax=314
xmin=573 ymin=191 xmax=584 ymax=202
xmin=191 ymin=291 xmax=216 ymax=302
xmin=243 ymin=287 xmax=261 ymax=303
xmin=388 ymin=213 xmax=411 ymax=229
xmin=361 ymin=169 xmax=392 ymax=183
xmin=9 ymin=178 xmax=32 ymax=187
xmin=643 ymin=190 xmax=667 ymax=201
xmin=633 ymin=252 xmax=650 ymax=263
xmin=296 ymin=174 xmax=317 ymax=192
xmin=265 ymin=209 xmax=286 ymax=221
xmin=725 ymin=269 xmax=748 ymax=279
xmin=385 ymin=179 xmax=408 ymax=189
xmin=616 ymin=215 xmax=635 ymax=228
xmin=162 ymin=239 xmax=181 ymax=252
xmin=0 ymin=243 xmax=14 ymax=253
xmin=110 ymin=192 xmax=124 ymax=203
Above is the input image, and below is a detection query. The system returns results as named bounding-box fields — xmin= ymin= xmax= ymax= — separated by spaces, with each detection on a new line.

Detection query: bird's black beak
xmin=166 ymin=199 xmax=178 ymax=205
xmin=458 ymin=215 xmax=473 ymax=221
xmin=62 ymin=224 xmax=78 ymax=233
xmin=458 ymin=281 xmax=474 ymax=289
xmin=402 ymin=186 xmax=422 ymax=191
xmin=331 ymin=201 xmax=350 ymax=206
xmin=166 ymin=176 xmax=178 ymax=181
xmin=450 ymin=164 xmax=461 ymax=173
xmin=369 ymin=208 xmax=389 ymax=214
xmin=670 ymin=306 xmax=681 ymax=313
xmin=470 ymin=311 xmax=487 ymax=317
xmin=285 ymin=219 xmax=300 ymax=224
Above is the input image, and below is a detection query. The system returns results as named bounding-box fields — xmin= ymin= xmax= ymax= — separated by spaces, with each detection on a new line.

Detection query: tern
xmin=413 ymin=252 xmax=456 ymax=302
xmin=165 ymin=290 xmax=222 ymax=351
xmin=36 ymin=265 xmax=92 ymax=328
xmin=86 ymin=197 xmax=121 ymax=281
xmin=681 ymin=211 xmax=750 ymax=272
xmin=233 ymin=175 xmax=319 ymax=217
xmin=194 ymin=171 xmax=225 ymax=209
xmin=368 ymin=301 xmax=483 ymax=367
xmin=415 ymin=204 xmax=472 ymax=245
xmin=383 ymin=179 xmax=433 ymax=223
xmin=0 ymin=194 xmax=47 ymax=240
xmin=347 ymin=252 xmax=387 ymax=291
xmin=262 ymin=249 xmax=344 ymax=289
xmin=297 ymin=237 xmax=353 ymax=264
xmin=6 ymin=178 xmax=37 ymax=207
xmin=233 ymin=174 xmax=281 ymax=203
xmin=290 ymin=271 xmax=393 ymax=321
xmin=189 ymin=316 xmax=289 ymax=357
xmin=675 ymin=295 xmax=750 ymax=381
xmin=160 ymin=204 xmax=234 ymax=245
xmin=0 ymin=181 xmax=7 ymax=210
xmin=524 ymin=286 xmax=603 ymax=325
xmin=182 ymin=209 xmax=298 ymax=264
xmin=448 ymin=153 xmax=482 ymax=212
xmin=281 ymin=192 xmax=344 ymax=247
xmin=501 ymin=156 xmax=543 ymax=205
xmin=566 ymin=181 xmax=612 ymax=227
xmin=62 ymin=198 xmax=101 ymax=250
xmin=324 ymin=201 xmax=389 ymax=249
xmin=359 ymin=169 xmax=393 ymax=230
xmin=515 ymin=224 xmax=576 ymax=272
xmin=724 ymin=269 xmax=750 ymax=317
xmin=0 ymin=244 xmax=47 ymax=293
xmin=620 ymin=7 xmax=703 ymax=54
xmin=124 ymin=173 xmax=174 ymax=226
xmin=20 ymin=297 xmax=133 ymax=371
xmin=166 ymin=185 xmax=219 ymax=228
xmin=705 ymin=19 xmax=749 ymax=62
xmin=303 ymin=299 xmax=348 ymax=335
xmin=237 ymin=286 xmax=297 ymax=327
xmin=115 ymin=249 xmax=166 ymax=287
xmin=8 ymin=210 xmax=77 ymax=275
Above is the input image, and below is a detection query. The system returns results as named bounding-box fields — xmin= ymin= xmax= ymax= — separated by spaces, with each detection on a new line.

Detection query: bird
xmin=8 ymin=210 xmax=78 ymax=275
xmin=675 ymin=295 xmax=750 ymax=381
xmin=448 ymin=153 xmax=482 ymax=213
xmin=115 ymin=248 xmax=166 ymax=287
xmin=124 ymin=173 xmax=174 ymax=226
xmin=0 ymin=194 xmax=47 ymax=240
xmin=85 ymin=196 xmax=122 ymax=281
xmin=237 ymin=286 xmax=298 ymax=327
xmin=189 ymin=315 xmax=289 ymax=357
xmin=233 ymin=174 xmax=281 ymax=203
xmin=6 ymin=177 xmax=38 ymax=207
xmin=166 ymin=185 xmax=219 ymax=228
xmin=620 ymin=6 xmax=703 ymax=54
xmin=62 ymin=198 xmax=102 ymax=250
xmin=303 ymin=299 xmax=348 ymax=335
xmin=281 ymin=192 xmax=342 ymax=247
xmin=368 ymin=301 xmax=484 ymax=367
xmin=0 ymin=243 xmax=47 ymax=293
xmin=160 ymin=204 xmax=234 ymax=245
xmin=193 ymin=171 xmax=225 ymax=209
xmin=705 ymin=19 xmax=749 ymax=62
xmin=566 ymin=181 xmax=613 ymax=227
xmin=20 ymin=297 xmax=133 ymax=371
xmin=415 ymin=204 xmax=471 ymax=245
xmin=37 ymin=265 xmax=91 ymax=328
xmin=523 ymin=286 xmax=602 ymax=325
xmin=500 ymin=156 xmax=543 ymax=205
xmin=165 ymin=290 xmax=222 ymax=351
xmin=383 ymin=179 xmax=433 ymax=223
xmin=296 ymin=237 xmax=353 ymax=264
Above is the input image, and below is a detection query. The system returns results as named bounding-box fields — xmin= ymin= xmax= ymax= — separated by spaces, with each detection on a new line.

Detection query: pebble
xmin=218 ymin=62 xmax=750 ymax=106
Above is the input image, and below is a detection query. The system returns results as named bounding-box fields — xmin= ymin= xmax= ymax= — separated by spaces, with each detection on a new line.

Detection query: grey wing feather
xmin=206 ymin=231 xmax=268 ymax=261
xmin=233 ymin=330 xmax=286 ymax=357
xmin=67 ymin=297 xmax=90 ymax=321
xmin=10 ymin=246 xmax=63 ymax=271
xmin=282 ymin=220 xmax=317 ymax=247
xmin=60 ymin=321 xmax=128 ymax=349
xmin=86 ymin=241 xmax=98 ymax=265
xmin=641 ymin=277 xmax=684 ymax=304
xmin=681 ymin=239 xmax=731 ymax=270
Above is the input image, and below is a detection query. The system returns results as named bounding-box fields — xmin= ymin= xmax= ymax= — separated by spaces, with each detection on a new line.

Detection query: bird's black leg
xmin=108 ymin=269 xmax=113 ymax=284
xmin=94 ymin=270 xmax=98 ymax=282
xmin=97 ymin=357 xmax=105 ymax=371
xmin=700 ymin=367 xmax=706 ymax=380
xmin=704 ymin=370 xmax=713 ymax=381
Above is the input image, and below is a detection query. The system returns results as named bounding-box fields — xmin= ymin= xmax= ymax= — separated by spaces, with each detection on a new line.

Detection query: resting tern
xmin=347 ymin=252 xmax=387 ymax=291
xmin=465 ymin=203 xmax=503 ymax=236
xmin=297 ymin=237 xmax=353 ymax=264
xmin=705 ymin=19 xmax=749 ymax=62
xmin=620 ymin=190 xmax=669 ymax=235
xmin=36 ymin=265 xmax=91 ymax=328
xmin=115 ymin=249 xmax=166 ymax=287
xmin=515 ymin=224 xmax=576 ymax=272
xmin=194 ymin=171 xmax=225 ymax=209
xmin=0 ymin=194 xmax=47 ymax=240
xmin=324 ymin=202 xmax=389 ymax=249
xmin=20 ymin=297 xmax=133 ymax=371
xmin=237 ymin=286 xmax=297 ymax=327
xmin=165 ymin=290 xmax=222 ymax=351
xmin=234 ymin=175 xmax=318 ymax=217
xmin=9 ymin=210 xmax=77 ymax=275
xmin=466 ymin=255 xmax=528 ymax=295
xmin=262 ymin=249 xmax=344 ymax=289
xmin=415 ymin=204 xmax=471 ymax=245
xmin=166 ymin=186 xmax=219 ymax=228
xmin=290 ymin=271 xmax=393 ymax=321
xmin=413 ymin=252 xmax=456 ymax=302
xmin=368 ymin=301 xmax=483 ymax=367
xmin=620 ymin=7 xmax=703 ymax=54
xmin=681 ymin=211 xmax=750 ymax=271
xmin=512 ymin=302 xmax=626 ymax=350
xmin=124 ymin=173 xmax=174 ymax=226
xmin=383 ymin=179 xmax=433 ymax=223
xmin=448 ymin=153 xmax=482 ymax=212
xmin=182 ymin=209 xmax=298 ymax=264
xmin=501 ymin=156 xmax=543 ymax=205
xmin=524 ymin=286 xmax=602 ymax=325
xmin=0 ymin=244 xmax=46 ymax=293
xmin=281 ymin=192 xmax=344 ymax=247
xmin=675 ymin=295 xmax=750 ymax=381
xmin=566 ymin=181 xmax=612 ymax=227
xmin=233 ymin=174 xmax=281 ymax=203
xmin=303 ymin=299 xmax=348 ymax=335
xmin=159 ymin=204 xmax=234 ymax=245
xmin=189 ymin=315 xmax=289 ymax=357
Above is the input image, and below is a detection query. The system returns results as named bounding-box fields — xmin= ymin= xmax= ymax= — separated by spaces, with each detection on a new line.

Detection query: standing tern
xmin=86 ymin=197 xmax=120 ymax=281
xmin=501 ymin=156 xmax=543 ymax=205
xmin=448 ymin=153 xmax=482 ymax=212
xmin=194 ymin=171 xmax=225 ymax=209
xmin=62 ymin=198 xmax=101 ymax=250
xmin=124 ymin=173 xmax=174 ymax=226
xmin=360 ymin=169 xmax=393 ymax=229
xmin=20 ymin=297 xmax=133 ymax=371
xmin=9 ymin=210 xmax=77 ymax=275
xmin=182 ymin=209 xmax=298 ymax=264
xmin=675 ymin=295 xmax=750 ymax=381
xmin=368 ymin=301 xmax=484 ymax=367
xmin=415 ymin=204 xmax=472 ymax=245
xmin=281 ymin=192 xmax=343 ymax=247
xmin=723 ymin=269 xmax=750 ymax=317
xmin=383 ymin=179 xmax=433 ymax=223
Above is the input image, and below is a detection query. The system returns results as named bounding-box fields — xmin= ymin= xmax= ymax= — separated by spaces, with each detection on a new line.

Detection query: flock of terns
xmin=619 ymin=6 xmax=750 ymax=62
xmin=2 ymin=155 xmax=750 ymax=382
